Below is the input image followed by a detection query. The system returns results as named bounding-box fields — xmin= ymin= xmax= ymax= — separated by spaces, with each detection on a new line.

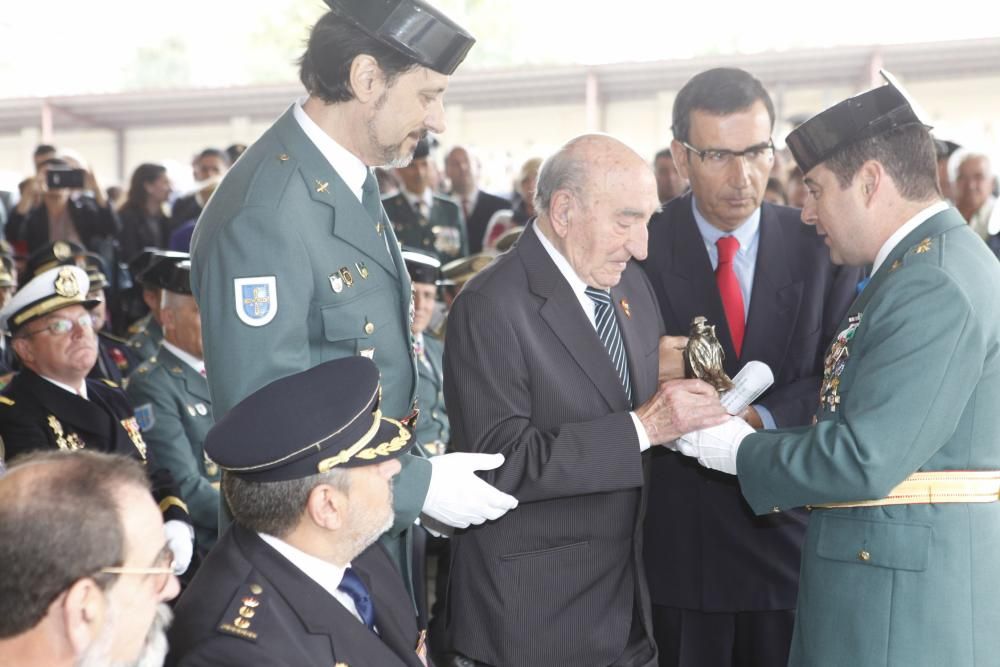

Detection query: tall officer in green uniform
xmin=383 ymin=139 xmax=468 ymax=263
xmin=190 ymin=0 xmax=517 ymax=590
xmin=127 ymin=256 xmax=220 ymax=552
xmin=674 ymin=73 xmax=1000 ymax=666
xmin=403 ymin=249 xmax=449 ymax=452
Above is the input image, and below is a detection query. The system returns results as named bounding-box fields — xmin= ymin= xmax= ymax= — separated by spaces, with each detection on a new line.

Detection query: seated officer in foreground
xmin=0 ymin=265 xmax=195 ymax=575
xmin=167 ymin=356 xmax=428 ymax=667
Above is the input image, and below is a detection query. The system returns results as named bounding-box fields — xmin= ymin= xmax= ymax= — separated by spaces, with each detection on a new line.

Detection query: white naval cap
xmin=0 ymin=265 xmax=98 ymax=335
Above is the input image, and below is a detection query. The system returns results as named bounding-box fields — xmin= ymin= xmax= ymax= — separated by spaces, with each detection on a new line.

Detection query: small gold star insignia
xmin=315 ymin=180 xmax=330 ymax=194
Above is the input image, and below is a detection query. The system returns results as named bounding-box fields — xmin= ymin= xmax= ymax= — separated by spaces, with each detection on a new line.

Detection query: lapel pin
xmin=340 ymin=267 xmax=354 ymax=287
xmin=329 ymin=273 xmax=344 ymax=293
xmin=620 ymin=298 xmax=631 ymax=319
xmin=315 ymin=180 xmax=329 ymax=194
xmin=356 ymin=262 xmax=370 ymax=279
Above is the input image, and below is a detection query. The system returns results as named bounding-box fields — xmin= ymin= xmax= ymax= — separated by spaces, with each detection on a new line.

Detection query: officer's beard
xmin=346 ymin=480 xmax=396 ymax=558
xmin=367 ymin=92 xmax=422 ymax=169
xmin=77 ymin=602 xmax=173 ymax=667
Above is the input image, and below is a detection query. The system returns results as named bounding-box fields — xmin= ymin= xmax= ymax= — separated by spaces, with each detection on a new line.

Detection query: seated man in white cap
xmin=168 ymin=356 xmax=428 ymax=667
xmin=0 ymin=264 xmax=195 ymax=575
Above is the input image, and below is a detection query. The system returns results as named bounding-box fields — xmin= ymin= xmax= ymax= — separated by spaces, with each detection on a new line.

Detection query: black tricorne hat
xmin=324 ymin=0 xmax=475 ymax=75
xmin=204 ymin=357 xmax=413 ymax=482
xmin=786 ymin=70 xmax=930 ymax=175
xmin=142 ymin=256 xmax=192 ymax=295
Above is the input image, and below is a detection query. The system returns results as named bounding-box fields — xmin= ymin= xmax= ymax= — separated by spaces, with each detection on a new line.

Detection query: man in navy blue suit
xmin=640 ymin=68 xmax=863 ymax=667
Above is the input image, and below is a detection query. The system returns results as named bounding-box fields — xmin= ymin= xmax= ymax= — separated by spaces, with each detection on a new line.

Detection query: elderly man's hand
xmin=658 ymin=335 xmax=688 ymax=382
xmin=634 ymin=379 xmax=729 ymax=446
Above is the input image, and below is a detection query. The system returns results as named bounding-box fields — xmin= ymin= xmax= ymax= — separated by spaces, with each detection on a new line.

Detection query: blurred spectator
xmin=953 ymin=152 xmax=996 ymax=240
xmin=0 ymin=450 xmax=179 ymax=667
xmin=764 ymin=176 xmax=788 ymax=206
xmin=654 ymin=147 xmax=689 ymax=203
xmin=125 ymin=251 xmax=187 ymax=362
xmin=81 ymin=253 xmax=138 ymax=384
xmin=786 ymin=165 xmax=808 ymax=208
xmin=116 ymin=164 xmax=172 ymax=260
xmin=106 ymin=185 xmax=126 ymax=211
xmin=0 ymin=256 xmax=15 ymax=376
xmin=375 ymin=167 xmax=400 ymax=198
xmin=445 ymin=146 xmax=511 ymax=255
xmin=169 ymin=148 xmax=230 ymax=237
xmin=5 ymin=157 xmax=118 ymax=258
xmin=935 ymin=139 xmax=961 ymax=203
xmin=482 ymin=156 xmax=542 ymax=250
xmin=224 ymin=143 xmax=246 ymax=165
xmin=32 ymin=144 xmax=57 ymax=170
xmin=384 ymin=138 xmax=467 ymax=263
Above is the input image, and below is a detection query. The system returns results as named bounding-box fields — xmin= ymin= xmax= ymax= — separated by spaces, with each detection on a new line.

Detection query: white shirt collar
xmin=292 ymin=98 xmax=368 ymax=204
xmin=533 ymin=223 xmax=598 ymax=327
xmin=161 ymin=340 xmax=205 ymax=376
xmin=691 ymin=196 xmax=761 ymax=253
xmin=257 ymin=533 xmax=364 ymax=625
xmin=41 ymin=375 xmax=87 ymax=399
xmin=871 ymin=201 xmax=950 ymax=274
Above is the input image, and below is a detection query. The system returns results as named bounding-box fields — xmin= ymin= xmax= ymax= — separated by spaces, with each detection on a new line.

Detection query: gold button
xmin=238 ymin=606 xmax=256 ymax=618
xmin=364 ymin=322 xmax=375 ymax=335
xmin=249 ymin=583 xmax=263 ymax=595
xmin=771 ymin=506 xmax=781 ymax=513
xmin=858 ymin=549 xmax=871 ymax=562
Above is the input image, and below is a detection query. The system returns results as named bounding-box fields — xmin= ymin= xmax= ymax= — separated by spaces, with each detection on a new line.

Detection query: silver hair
xmin=533 ymin=147 xmax=589 ymax=216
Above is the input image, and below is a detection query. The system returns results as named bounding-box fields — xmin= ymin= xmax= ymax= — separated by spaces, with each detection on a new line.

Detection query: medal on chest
xmin=820 ymin=313 xmax=862 ymax=413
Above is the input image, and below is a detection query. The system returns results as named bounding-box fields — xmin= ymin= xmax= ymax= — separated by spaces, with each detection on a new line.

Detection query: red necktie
xmin=715 ymin=236 xmax=745 ymax=357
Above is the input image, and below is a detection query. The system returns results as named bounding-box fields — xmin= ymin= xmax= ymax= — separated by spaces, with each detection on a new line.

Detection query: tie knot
xmin=585 ymin=286 xmax=612 ymax=307
xmin=362 ymin=170 xmax=378 ymax=196
xmin=716 ymin=236 xmax=740 ymax=263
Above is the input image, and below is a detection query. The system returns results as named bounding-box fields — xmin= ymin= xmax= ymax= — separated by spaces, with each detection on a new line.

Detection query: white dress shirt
xmin=258 ymin=532 xmax=367 ymax=626
xmin=534 ymin=225 xmax=652 ymax=451
xmin=42 ymin=375 xmax=87 ymax=398
xmin=292 ymin=99 xmax=367 ymax=205
xmin=161 ymin=340 xmax=206 ymax=376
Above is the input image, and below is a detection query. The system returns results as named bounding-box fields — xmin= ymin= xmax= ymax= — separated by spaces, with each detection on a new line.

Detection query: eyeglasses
xmin=99 ymin=545 xmax=176 ymax=595
xmin=681 ymin=139 xmax=775 ymax=171
xmin=21 ymin=313 xmax=95 ymax=338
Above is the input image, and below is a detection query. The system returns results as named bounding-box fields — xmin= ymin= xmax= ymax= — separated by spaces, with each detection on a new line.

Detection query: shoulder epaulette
xmin=101 ymin=379 xmax=119 ymax=388
xmin=0 ymin=395 xmax=14 ymax=406
xmin=99 ymin=331 xmax=129 ymax=344
xmin=216 ymin=581 xmax=267 ymax=643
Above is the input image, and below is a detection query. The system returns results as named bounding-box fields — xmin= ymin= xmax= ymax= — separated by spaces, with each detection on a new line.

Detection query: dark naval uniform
xmin=127 ymin=313 xmax=163 ymax=362
xmin=382 ymin=191 xmax=468 ymax=264
xmin=166 ymin=526 xmax=426 ymax=667
xmin=91 ymin=330 xmax=138 ymax=385
xmin=0 ymin=369 xmax=189 ymax=524
xmin=127 ymin=345 xmax=219 ymax=551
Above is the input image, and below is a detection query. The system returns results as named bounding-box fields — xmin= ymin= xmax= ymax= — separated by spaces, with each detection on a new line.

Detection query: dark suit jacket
xmin=166 ymin=524 xmax=425 ymax=667
xmin=0 ymin=368 xmax=188 ymax=523
xmin=443 ymin=223 xmax=662 ymax=667
xmin=462 ymin=190 xmax=511 ymax=255
xmin=5 ymin=196 xmax=118 ymax=256
xmin=639 ymin=195 xmax=862 ymax=611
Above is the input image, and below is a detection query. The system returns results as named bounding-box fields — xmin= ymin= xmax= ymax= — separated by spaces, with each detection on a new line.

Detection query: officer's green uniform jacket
xmin=126 ymin=344 xmax=220 ymax=551
xmin=382 ymin=191 xmax=468 ymax=264
xmin=190 ymin=105 xmax=431 ymax=586
xmin=737 ymin=207 xmax=1000 ymax=666
xmin=414 ymin=333 xmax=449 ymax=450
xmin=126 ymin=313 xmax=163 ymax=362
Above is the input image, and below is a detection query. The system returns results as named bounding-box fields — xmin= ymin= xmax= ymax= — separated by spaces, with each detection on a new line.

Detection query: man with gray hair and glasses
xmin=0 ymin=450 xmax=180 ymax=667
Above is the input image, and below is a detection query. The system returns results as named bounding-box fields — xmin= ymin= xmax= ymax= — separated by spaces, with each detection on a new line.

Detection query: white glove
xmin=675 ymin=417 xmax=755 ymax=475
xmin=421 ymin=452 xmax=519 ymax=528
xmin=163 ymin=520 xmax=195 ymax=575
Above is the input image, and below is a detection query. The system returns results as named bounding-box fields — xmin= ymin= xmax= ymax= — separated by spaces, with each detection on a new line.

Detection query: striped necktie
xmin=585 ymin=287 xmax=633 ymax=405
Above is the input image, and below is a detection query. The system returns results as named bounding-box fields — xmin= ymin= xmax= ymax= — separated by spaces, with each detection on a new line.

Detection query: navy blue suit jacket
xmin=639 ymin=194 xmax=862 ymax=611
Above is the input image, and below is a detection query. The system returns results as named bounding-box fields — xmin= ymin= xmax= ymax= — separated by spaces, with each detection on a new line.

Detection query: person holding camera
xmin=5 ymin=157 xmax=118 ymax=259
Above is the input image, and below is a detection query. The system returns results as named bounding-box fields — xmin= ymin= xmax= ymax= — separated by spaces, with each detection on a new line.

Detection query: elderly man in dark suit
xmin=442 ymin=133 xmax=729 ymax=667
xmin=639 ymin=68 xmax=862 ymax=667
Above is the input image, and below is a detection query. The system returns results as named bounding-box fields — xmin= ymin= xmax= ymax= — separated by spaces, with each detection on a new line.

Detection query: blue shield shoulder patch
xmin=234 ymin=276 xmax=278 ymax=327
xmin=134 ymin=403 xmax=155 ymax=432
